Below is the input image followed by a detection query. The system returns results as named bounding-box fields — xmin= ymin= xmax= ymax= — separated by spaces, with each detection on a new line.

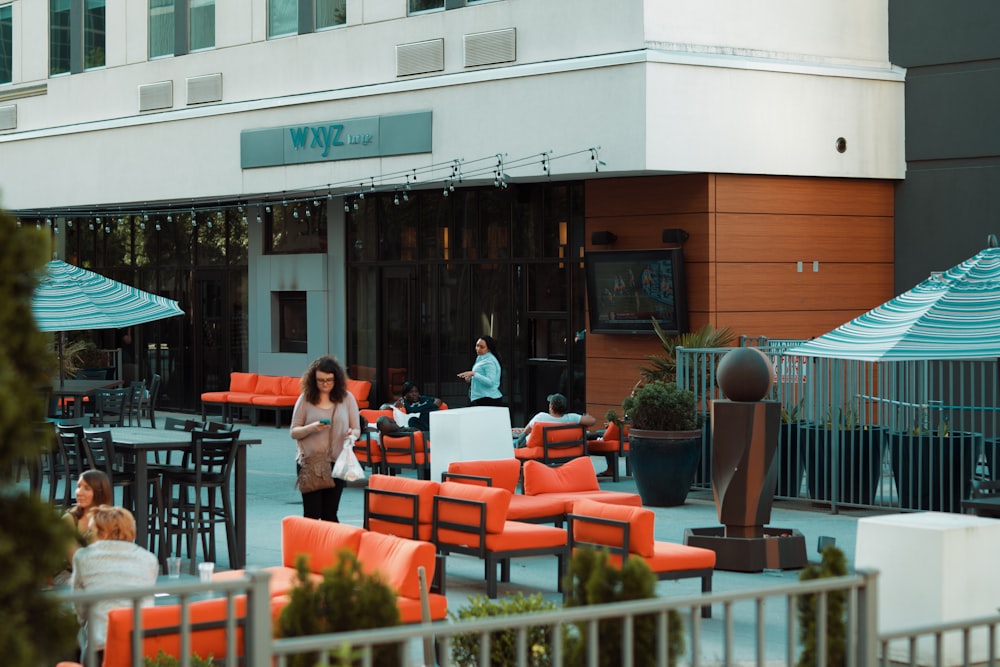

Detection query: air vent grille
xmin=187 ymin=73 xmax=223 ymax=105
xmin=396 ymin=39 xmax=444 ymax=77
xmin=0 ymin=105 xmax=16 ymax=131
xmin=464 ymin=28 xmax=515 ymax=68
xmin=138 ymin=81 xmax=173 ymax=112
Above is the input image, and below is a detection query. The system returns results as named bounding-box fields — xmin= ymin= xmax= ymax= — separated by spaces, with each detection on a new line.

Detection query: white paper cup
xmin=198 ymin=561 xmax=214 ymax=583
xmin=166 ymin=556 xmax=182 ymax=579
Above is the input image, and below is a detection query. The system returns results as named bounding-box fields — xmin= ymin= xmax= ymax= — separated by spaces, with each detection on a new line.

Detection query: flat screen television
xmin=585 ymin=248 xmax=689 ymax=335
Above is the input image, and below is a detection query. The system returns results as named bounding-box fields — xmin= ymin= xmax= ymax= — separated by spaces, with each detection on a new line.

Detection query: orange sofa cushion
xmin=104 ymin=596 xmax=247 ymax=667
xmin=570 ymin=498 xmax=654 ymax=558
xmin=436 ymin=481 xmax=511 ymax=535
xmin=524 ymin=422 xmax=586 ymax=450
xmin=253 ymin=374 xmax=283 ymax=396
xmin=281 ymin=376 xmax=302 ymax=397
xmin=356 ymin=531 xmax=436 ymax=600
xmin=646 ymin=541 xmax=717 ymax=572
xmin=229 ymin=372 xmax=258 ymax=393
xmin=280 ymin=516 xmax=365 ymax=571
xmin=447 ymin=459 xmax=521 ymax=493
xmin=523 ymin=457 xmax=600 ymax=495
xmin=346 ymin=378 xmax=372 ymax=408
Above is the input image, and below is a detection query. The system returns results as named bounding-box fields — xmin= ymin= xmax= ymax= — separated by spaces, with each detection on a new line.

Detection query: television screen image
xmin=585 ymin=249 xmax=689 ymax=335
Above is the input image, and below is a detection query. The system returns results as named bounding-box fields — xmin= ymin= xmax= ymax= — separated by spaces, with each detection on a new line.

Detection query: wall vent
xmin=396 ymin=39 xmax=444 ymax=77
xmin=138 ymin=81 xmax=173 ymax=112
xmin=187 ymin=73 xmax=223 ymax=105
xmin=464 ymin=28 xmax=515 ymax=68
xmin=0 ymin=105 xmax=16 ymax=131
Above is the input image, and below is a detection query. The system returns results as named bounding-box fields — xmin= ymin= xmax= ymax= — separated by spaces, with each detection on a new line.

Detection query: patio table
xmin=92 ymin=427 xmax=261 ymax=571
xmin=51 ymin=379 xmax=122 ymax=418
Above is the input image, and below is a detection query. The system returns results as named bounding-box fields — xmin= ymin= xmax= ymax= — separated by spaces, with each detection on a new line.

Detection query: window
xmin=149 ymin=0 xmax=174 ymax=58
xmin=0 ymin=4 xmax=11 ymax=85
xmin=189 ymin=0 xmax=214 ymax=51
xmin=149 ymin=0 xmax=214 ymax=58
xmin=315 ymin=0 xmax=345 ymax=30
xmin=268 ymin=0 xmax=344 ymax=39
xmin=408 ymin=0 xmax=494 ymax=13
xmin=84 ymin=0 xmax=105 ymax=69
xmin=278 ymin=292 xmax=308 ymax=353
xmin=264 ymin=201 xmax=328 ymax=254
xmin=49 ymin=0 xmax=104 ymax=75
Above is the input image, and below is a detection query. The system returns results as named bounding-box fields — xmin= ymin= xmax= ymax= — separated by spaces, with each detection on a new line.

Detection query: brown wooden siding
xmin=585 ymin=173 xmax=894 ymax=420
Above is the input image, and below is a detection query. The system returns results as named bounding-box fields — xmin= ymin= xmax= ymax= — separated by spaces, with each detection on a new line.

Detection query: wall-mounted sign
xmin=240 ymin=110 xmax=432 ymax=169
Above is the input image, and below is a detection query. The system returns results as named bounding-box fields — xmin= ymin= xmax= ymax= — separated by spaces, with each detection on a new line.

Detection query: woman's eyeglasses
xmin=316 ymin=378 xmax=335 ymax=385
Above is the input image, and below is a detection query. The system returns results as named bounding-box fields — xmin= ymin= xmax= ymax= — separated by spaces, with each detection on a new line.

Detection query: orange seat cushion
xmin=507 ymin=494 xmax=569 ymax=522
xmin=346 ymin=379 xmax=372 ymax=408
xmin=281 ymin=376 xmax=302 ymax=397
xmin=570 ymin=498 xmax=654 ymax=557
xmin=484 ymin=521 xmax=567 ymax=551
xmin=645 ymin=541 xmax=717 ymax=573
xmin=356 ymin=531 xmax=436 ymax=600
xmin=250 ymin=394 xmax=298 ymax=407
xmin=538 ymin=490 xmax=641 ymax=510
xmin=200 ymin=391 xmax=229 ymax=403
xmin=447 ymin=459 xmax=521 ymax=493
xmin=524 ymin=422 xmax=586 ymax=450
xmin=280 ymin=516 xmax=365 ymax=570
xmin=382 ymin=432 xmax=428 ymax=464
xmin=522 ymin=457 xmax=600 ymax=495
xmin=104 ymin=596 xmax=247 ymax=667
xmin=396 ymin=593 xmax=449 ymax=623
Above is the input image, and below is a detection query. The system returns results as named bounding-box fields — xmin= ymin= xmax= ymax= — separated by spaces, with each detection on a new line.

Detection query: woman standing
xmin=54 ymin=469 xmax=113 ymax=585
xmin=290 ymin=355 xmax=361 ymax=522
xmin=458 ymin=335 xmax=504 ymax=407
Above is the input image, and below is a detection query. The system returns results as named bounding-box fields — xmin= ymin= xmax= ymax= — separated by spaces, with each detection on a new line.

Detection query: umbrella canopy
xmin=33 ymin=260 xmax=183 ymax=333
xmin=786 ymin=245 xmax=1000 ymax=361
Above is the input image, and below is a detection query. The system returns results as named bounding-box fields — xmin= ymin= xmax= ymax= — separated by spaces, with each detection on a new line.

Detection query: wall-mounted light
xmin=591 ymin=231 xmax=617 ymax=246
xmin=662 ymin=228 xmax=689 ymax=245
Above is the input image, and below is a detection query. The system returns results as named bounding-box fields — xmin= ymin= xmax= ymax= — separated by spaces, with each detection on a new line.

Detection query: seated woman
xmin=54 ymin=469 xmax=113 ymax=586
xmin=377 ymin=381 xmax=443 ymax=435
xmin=71 ymin=505 xmax=159 ymax=662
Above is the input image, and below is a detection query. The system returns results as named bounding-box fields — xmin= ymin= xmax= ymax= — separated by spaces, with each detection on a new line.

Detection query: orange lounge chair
xmin=567 ymin=498 xmax=716 ymax=617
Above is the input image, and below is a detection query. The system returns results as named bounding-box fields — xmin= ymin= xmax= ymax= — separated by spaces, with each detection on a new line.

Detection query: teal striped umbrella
xmin=32 ymin=260 xmax=183 ymax=332
xmin=786 ymin=245 xmax=1000 ymax=361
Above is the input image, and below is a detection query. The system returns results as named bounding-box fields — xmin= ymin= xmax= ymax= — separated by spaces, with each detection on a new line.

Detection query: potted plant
xmin=887 ymin=414 xmax=981 ymax=512
xmin=776 ymin=400 xmax=804 ymax=498
xmin=797 ymin=406 xmax=884 ymax=506
xmin=609 ymin=380 xmax=703 ymax=507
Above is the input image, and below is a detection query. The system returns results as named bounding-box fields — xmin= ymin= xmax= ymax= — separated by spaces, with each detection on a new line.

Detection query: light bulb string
xmin=10 ymin=147 xmax=602 ymax=223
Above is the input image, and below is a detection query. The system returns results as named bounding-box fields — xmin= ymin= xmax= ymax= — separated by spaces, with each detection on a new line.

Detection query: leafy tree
xmin=0 ymin=206 xmax=79 ymax=665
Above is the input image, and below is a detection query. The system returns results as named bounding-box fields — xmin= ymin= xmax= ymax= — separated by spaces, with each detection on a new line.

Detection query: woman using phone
xmin=289 ymin=355 xmax=361 ymax=522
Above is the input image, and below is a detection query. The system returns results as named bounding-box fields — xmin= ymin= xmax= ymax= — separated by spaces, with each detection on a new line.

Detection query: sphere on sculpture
xmin=716 ymin=347 xmax=775 ymax=402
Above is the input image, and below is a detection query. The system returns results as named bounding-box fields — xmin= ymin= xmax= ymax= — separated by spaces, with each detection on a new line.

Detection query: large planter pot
xmin=629 ymin=428 xmax=703 ymax=507
xmin=774 ymin=422 xmax=803 ymax=498
xmin=888 ymin=431 xmax=981 ymax=512
xmin=798 ymin=424 xmax=884 ymax=505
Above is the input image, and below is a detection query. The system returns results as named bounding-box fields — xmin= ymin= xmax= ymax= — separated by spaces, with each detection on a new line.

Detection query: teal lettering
xmin=288 ymin=127 xmax=309 ymax=149
xmin=310 ymin=126 xmax=327 ymax=149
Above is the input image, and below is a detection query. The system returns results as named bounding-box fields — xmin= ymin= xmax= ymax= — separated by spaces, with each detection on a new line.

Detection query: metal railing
xmin=676 ymin=343 xmax=1000 ymax=513
xmin=54 ymin=568 xmax=1000 ymax=666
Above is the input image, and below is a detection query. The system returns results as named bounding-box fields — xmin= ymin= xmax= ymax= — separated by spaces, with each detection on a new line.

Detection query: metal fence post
xmin=856 ymin=568 xmax=879 ymax=666
xmin=245 ymin=568 xmax=274 ymax=667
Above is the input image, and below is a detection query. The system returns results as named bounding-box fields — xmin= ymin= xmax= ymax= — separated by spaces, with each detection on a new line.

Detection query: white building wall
xmin=1 ymin=0 xmax=903 ymax=211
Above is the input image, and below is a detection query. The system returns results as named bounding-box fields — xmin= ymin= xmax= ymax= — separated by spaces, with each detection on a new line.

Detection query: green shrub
xmin=563 ymin=547 xmax=684 ymax=667
xmin=0 ymin=207 xmax=79 ymax=665
xmin=142 ymin=649 xmax=216 ymax=666
xmin=797 ymin=545 xmax=848 ymax=667
xmin=276 ymin=551 xmax=402 ymax=667
xmin=449 ymin=592 xmax=559 ymax=666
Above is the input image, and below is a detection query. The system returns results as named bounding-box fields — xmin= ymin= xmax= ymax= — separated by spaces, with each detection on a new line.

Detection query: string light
xmin=13 ymin=146 xmax=605 ymax=227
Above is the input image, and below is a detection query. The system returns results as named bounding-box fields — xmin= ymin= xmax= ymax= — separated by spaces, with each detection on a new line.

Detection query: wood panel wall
xmin=584 ymin=174 xmax=894 ymax=420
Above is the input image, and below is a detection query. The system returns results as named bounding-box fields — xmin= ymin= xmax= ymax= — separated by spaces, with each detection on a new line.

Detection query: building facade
xmin=0 ymin=0 xmax=903 ymax=421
